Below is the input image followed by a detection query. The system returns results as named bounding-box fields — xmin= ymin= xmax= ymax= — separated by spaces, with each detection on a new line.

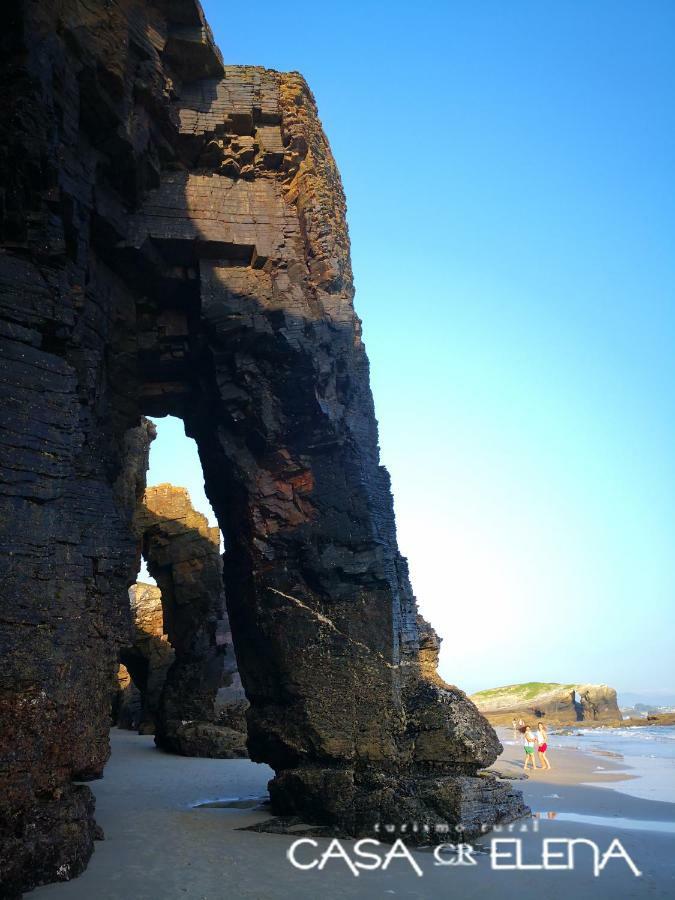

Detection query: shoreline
xmin=494 ymin=723 xmax=675 ymax=805
xmin=484 ymin=713 xmax=675 ymax=729
xmin=492 ymin=725 xmax=635 ymax=785
xmin=30 ymin=727 xmax=675 ymax=899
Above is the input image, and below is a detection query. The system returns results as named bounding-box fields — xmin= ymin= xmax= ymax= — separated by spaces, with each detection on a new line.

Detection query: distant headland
xmin=470 ymin=681 xmax=622 ymax=725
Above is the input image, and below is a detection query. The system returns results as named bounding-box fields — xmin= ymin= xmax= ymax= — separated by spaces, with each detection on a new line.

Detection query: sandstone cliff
xmin=471 ymin=682 xmax=622 ymax=725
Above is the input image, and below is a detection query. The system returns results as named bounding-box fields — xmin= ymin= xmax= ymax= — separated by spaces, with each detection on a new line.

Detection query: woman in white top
xmin=537 ymin=722 xmax=551 ymax=770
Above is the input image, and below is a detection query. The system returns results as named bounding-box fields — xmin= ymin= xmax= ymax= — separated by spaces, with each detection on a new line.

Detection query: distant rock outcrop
xmin=471 ymin=682 xmax=622 ymax=725
xmin=622 ymin=712 xmax=675 ymax=728
xmin=576 ymin=684 xmax=622 ymax=724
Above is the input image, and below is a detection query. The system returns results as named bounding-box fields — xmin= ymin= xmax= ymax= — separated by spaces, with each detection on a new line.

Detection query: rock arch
xmin=0 ymin=1 xmax=526 ymax=893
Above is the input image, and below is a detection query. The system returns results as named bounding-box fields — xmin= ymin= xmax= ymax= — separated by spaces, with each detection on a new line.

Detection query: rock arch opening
xmin=109 ymin=414 xmax=249 ymax=757
xmin=133 ymin=476 xmax=247 ymax=758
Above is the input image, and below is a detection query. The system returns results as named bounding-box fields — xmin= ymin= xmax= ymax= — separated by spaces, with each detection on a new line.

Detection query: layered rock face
xmin=134 ymin=484 xmax=247 ymax=757
xmin=214 ymin=617 xmax=249 ymax=734
xmin=576 ymin=684 xmax=622 ymax=724
xmin=116 ymin=583 xmax=175 ymax=734
xmin=114 ymin=565 xmax=247 ymax=752
xmin=112 ymin=663 xmax=142 ymax=730
xmin=0 ymin=1 xmax=525 ymax=893
xmin=471 ymin=682 xmax=622 ymax=726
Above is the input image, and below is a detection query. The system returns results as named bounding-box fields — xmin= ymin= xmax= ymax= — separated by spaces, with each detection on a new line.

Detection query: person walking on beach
xmin=537 ymin=722 xmax=551 ymax=770
xmin=521 ymin=725 xmax=538 ymax=770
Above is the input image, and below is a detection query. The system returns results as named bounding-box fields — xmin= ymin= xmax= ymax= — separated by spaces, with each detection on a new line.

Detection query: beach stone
xmin=169 ymin=721 xmax=248 ymax=759
xmin=0 ymin=1 xmax=526 ymax=892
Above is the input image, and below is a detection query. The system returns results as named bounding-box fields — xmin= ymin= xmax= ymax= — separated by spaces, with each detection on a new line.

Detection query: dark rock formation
xmin=471 ymin=682 xmax=622 ymax=726
xmin=0 ymin=1 xmax=526 ymax=893
xmin=113 ymin=570 xmax=248 ymax=750
xmin=112 ymin=663 xmax=142 ymax=730
xmin=117 ymin=583 xmax=175 ymax=735
xmin=214 ymin=605 xmax=250 ymax=734
xmin=134 ymin=484 xmax=247 ymax=756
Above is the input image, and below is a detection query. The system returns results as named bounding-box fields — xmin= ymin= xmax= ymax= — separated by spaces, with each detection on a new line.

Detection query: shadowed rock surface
xmin=112 ymin=663 xmax=142 ymax=730
xmin=471 ymin=682 xmax=622 ymax=725
xmin=133 ymin=484 xmax=247 ymax=757
xmin=116 ymin=583 xmax=175 ymax=735
xmin=0 ymin=1 xmax=526 ymax=893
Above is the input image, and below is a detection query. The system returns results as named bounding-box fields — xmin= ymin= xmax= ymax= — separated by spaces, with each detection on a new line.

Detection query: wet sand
xmin=492 ymin=725 xmax=640 ymax=788
xmin=31 ymin=727 xmax=675 ymax=899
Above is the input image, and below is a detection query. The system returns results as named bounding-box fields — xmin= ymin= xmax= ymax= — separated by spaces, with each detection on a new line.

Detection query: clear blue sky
xmin=146 ymin=1 xmax=675 ymax=697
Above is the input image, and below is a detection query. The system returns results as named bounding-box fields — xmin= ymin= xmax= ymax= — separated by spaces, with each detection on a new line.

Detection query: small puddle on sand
xmin=534 ymin=812 xmax=675 ymax=834
xmin=192 ymin=795 xmax=268 ymax=810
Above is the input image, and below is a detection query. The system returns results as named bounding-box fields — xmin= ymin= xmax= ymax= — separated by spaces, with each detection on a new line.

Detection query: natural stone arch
xmin=0 ymin=1 xmax=527 ymax=893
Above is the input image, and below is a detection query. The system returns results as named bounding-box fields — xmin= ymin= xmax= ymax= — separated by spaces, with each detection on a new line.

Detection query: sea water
xmin=551 ymin=725 xmax=675 ymax=803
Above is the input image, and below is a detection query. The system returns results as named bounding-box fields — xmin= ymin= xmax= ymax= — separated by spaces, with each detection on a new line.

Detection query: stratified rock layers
xmin=0 ymin=1 xmax=525 ymax=893
xmin=134 ymin=485 xmax=247 ymax=757
xmin=471 ymin=682 xmax=622 ymax=725
xmin=113 ymin=663 xmax=142 ymax=730
xmin=576 ymin=685 xmax=622 ymax=724
xmin=117 ymin=583 xmax=175 ymax=735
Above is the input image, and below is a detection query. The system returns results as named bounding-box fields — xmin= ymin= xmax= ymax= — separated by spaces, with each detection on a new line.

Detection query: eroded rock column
xmin=154 ymin=69 xmax=528 ymax=838
xmin=113 ymin=663 xmax=142 ymax=730
xmin=134 ymin=484 xmax=247 ymax=758
xmin=116 ymin=583 xmax=175 ymax=734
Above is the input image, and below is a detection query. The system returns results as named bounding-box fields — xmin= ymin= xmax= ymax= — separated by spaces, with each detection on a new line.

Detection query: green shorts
xmin=524 ymin=747 xmax=534 ymax=754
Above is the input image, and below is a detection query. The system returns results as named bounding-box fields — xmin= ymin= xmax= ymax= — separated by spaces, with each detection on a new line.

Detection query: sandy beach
xmin=29 ymin=726 xmax=674 ymax=899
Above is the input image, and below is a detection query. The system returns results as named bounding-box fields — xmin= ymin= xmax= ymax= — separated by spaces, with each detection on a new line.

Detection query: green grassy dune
xmin=471 ymin=682 xmax=575 ymax=701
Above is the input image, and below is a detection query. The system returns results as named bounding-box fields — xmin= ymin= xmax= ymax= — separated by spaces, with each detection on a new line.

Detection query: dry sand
xmin=31 ymin=726 xmax=675 ymax=899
